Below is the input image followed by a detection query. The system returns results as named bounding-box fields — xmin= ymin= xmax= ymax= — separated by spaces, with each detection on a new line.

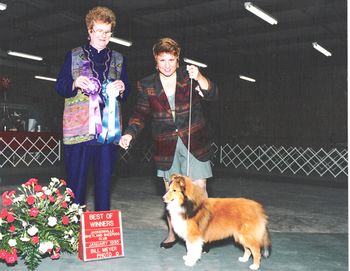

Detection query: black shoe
xmin=160 ymin=240 xmax=177 ymax=249
xmin=202 ymin=243 xmax=210 ymax=253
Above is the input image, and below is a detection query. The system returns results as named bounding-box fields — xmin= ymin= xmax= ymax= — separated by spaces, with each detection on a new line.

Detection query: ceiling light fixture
xmin=109 ymin=37 xmax=133 ymax=47
xmin=312 ymin=42 xmax=332 ymax=57
xmin=7 ymin=51 xmax=43 ymax=61
xmin=183 ymin=57 xmax=207 ymax=68
xmin=244 ymin=2 xmax=278 ymax=25
xmin=0 ymin=2 xmax=7 ymax=10
xmin=239 ymin=75 xmax=256 ymax=82
xmin=34 ymin=75 xmax=56 ymax=82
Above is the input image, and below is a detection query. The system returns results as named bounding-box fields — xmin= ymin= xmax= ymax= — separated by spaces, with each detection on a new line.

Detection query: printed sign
xmin=78 ymin=210 xmax=124 ymax=261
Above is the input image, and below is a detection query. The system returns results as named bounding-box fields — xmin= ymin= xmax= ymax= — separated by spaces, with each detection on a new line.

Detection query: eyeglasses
xmin=92 ymin=29 xmax=113 ymax=37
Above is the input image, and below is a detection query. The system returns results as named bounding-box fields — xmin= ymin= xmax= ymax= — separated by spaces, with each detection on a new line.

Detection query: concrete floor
xmin=0 ymin=165 xmax=348 ymax=270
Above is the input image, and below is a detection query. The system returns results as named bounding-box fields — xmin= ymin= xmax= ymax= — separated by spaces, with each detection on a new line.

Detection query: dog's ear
xmin=170 ymin=173 xmax=180 ymax=183
xmin=179 ymin=176 xmax=186 ymax=190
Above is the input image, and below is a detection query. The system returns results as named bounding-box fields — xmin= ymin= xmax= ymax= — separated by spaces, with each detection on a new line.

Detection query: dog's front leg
xmin=183 ymin=239 xmax=203 ymax=266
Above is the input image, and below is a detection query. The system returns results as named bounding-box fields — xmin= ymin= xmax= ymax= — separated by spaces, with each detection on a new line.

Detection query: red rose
xmin=62 ymin=201 xmax=68 ymax=208
xmin=0 ymin=208 xmax=8 ymax=219
xmin=29 ymin=208 xmax=39 ymax=217
xmin=2 ymin=191 xmax=15 ymax=207
xmin=9 ymin=224 xmax=16 ymax=232
xmin=31 ymin=236 xmax=39 ymax=244
xmin=62 ymin=215 xmax=69 ymax=225
xmin=24 ymin=178 xmax=38 ymax=186
xmin=0 ymin=250 xmax=7 ymax=260
xmin=26 ymin=195 xmax=36 ymax=205
xmin=5 ymin=253 xmax=18 ymax=264
xmin=50 ymin=253 xmax=60 ymax=260
xmin=34 ymin=185 xmax=42 ymax=192
xmin=6 ymin=213 xmax=14 ymax=223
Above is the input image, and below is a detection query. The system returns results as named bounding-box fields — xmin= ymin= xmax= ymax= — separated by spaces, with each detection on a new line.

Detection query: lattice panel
xmin=0 ymin=136 xmax=61 ymax=167
xmin=220 ymin=144 xmax=348 ymax=178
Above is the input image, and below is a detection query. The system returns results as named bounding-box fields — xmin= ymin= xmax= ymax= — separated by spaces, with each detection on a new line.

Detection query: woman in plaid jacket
xmin=119 ymin=38 xmax=218 ymax=248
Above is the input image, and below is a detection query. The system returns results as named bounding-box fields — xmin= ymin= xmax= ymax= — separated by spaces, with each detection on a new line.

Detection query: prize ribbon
xmin=81 ymin=60 xmax=102 ymax=135
xmin=97 ymin=79 xmax=121 ymax=143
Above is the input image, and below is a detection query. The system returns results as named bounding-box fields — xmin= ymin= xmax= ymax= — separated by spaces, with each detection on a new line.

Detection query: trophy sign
xmin=79 ymin=210 xmax=124 ymax=261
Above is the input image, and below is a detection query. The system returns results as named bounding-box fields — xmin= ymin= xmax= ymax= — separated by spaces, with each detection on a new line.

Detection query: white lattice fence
xmin=0 ymin=136 xmax=61 ymax=167
xmin=220 ymin=144 xmax=348 ymax=178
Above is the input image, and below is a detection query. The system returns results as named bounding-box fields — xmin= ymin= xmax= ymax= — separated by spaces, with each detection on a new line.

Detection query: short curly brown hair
xmin=152 ymin=38 xmax=181 ymax=60
xmin=85 ymin=6 xmax=116 ymax=32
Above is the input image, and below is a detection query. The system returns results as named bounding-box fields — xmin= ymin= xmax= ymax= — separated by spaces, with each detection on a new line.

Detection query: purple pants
xmin=63 ymin=142 xmax=118 ymax=211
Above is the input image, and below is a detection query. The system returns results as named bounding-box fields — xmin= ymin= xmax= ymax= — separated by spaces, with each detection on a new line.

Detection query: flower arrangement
xmin=0 ymin=178 xmax=84 ymax=271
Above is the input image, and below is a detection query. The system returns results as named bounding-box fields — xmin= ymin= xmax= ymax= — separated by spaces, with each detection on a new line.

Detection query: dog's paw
xmin=238 ymin=255 xmax=250 ymax=262
xmin=184 ymin=258 xmax=197 ymax=267
xmin=249 ymin=263 xmax=260 ymax=270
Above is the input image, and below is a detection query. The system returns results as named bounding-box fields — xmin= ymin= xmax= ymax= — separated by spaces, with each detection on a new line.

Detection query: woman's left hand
xmin=109 ymin=80 xmax=125 ymax=96
xmin=186 ymin=65 xmax=201 ymax=81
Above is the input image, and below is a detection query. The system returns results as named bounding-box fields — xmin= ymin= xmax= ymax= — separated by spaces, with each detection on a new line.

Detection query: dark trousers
xmin=63 ymin=142 xmax=118 ymax=211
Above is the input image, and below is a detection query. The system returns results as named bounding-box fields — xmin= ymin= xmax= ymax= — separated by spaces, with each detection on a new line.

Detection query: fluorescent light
xmin=7 ymin=51 xmax=43 ymax=61
xmin=109 ymin=37 xmax=133 ymax=47
xmin=0 ymin=3 xmax=7 ymax=10
xmin=239 ymin=75 xmax=256 ymax=82
xmin=312 ymin=42 xmax=332 ymax=57
xmin=34 ymin=75 xmax=56 ymax=82
xmin=183 ymin=57 xmax=207 ymax=68
xmin=244 ymin=2 xmax=278 ymax=25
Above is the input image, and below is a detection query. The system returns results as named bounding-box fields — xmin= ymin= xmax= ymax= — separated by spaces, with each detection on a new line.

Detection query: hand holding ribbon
xmin=97 ymin=80 xmax=122 ymax=144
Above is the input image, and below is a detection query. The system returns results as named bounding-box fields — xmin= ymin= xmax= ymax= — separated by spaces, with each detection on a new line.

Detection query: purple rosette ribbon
xmin=81 ymin=61 xmax=103 ymax=135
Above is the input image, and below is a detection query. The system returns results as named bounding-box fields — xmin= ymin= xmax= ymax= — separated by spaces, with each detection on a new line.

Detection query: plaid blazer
xmin=125 ymin=67 xmax=219 ymax=170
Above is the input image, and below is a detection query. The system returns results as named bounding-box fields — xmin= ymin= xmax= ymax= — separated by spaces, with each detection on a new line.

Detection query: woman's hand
xmin=186 ymin=65 xmax=201 ymax=81
xmin=186 ymin=65 xmax=209 ymax=90
xmin=73 ymin=76 xmax=91 ymax=90
xmin=110 ymin=80 xmax=125 ymax=97
xmin=119 ymin=134 xmax=133 ymax=149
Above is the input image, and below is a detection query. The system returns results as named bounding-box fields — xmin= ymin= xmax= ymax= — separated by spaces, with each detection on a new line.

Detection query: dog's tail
xmin=261 ymin=227 xmax=271 ymax=258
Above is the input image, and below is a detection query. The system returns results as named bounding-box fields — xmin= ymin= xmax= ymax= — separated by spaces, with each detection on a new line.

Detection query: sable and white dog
xmin=163 ymin=174 xmax=271 ymax=270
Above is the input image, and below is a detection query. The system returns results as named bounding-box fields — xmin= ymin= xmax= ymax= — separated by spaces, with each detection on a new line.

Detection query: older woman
xmin=55 ymin=6 xmax=129 ymax=211
xmin=119 ymin=37 xmax=218 ymax=248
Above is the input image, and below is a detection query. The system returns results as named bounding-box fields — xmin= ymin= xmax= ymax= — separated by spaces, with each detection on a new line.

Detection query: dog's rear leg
xmin=248 ymin=243 xmax=261 ymax=270
xmin=238 ymin=247 xmax=251 ymax=263
xmin=183 ymin=239 xmax=203 ymax=266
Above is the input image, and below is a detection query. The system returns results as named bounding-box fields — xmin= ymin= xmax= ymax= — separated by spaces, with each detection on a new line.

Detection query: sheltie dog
xmin=163 ymin=174 xmax=271 ymax=270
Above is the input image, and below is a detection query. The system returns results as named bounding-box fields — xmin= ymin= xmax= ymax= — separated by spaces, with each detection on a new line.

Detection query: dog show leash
xmin=183 ymin=58 xmax=207 ymax=177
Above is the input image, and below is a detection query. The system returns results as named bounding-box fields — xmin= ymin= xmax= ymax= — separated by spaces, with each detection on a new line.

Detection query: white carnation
xmin=48 ymin=217 xmax=57 ymax=227
xmin=8 ymin=239 xmax=17 ymax=247
xmin=36 ymin=192 xmax=43 ymax=197
xmin=72 ymin=215 xmax=79 ymax=223
xmin=20 ymin=236 xmax=30 ymax=242
xmin=38 ymin=241 xmax=54 ymax=254
xmin=27 ymin=226 xmax=39 ymax=236
xmin=51 ymin=177 xmax=60 ymax=184
xmin=44 ymin=189 xmax=52 ymax=196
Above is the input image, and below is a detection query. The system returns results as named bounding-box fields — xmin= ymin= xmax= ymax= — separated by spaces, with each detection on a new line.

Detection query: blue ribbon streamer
xmin=97 ymin=80 xmax=121 ymax=144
